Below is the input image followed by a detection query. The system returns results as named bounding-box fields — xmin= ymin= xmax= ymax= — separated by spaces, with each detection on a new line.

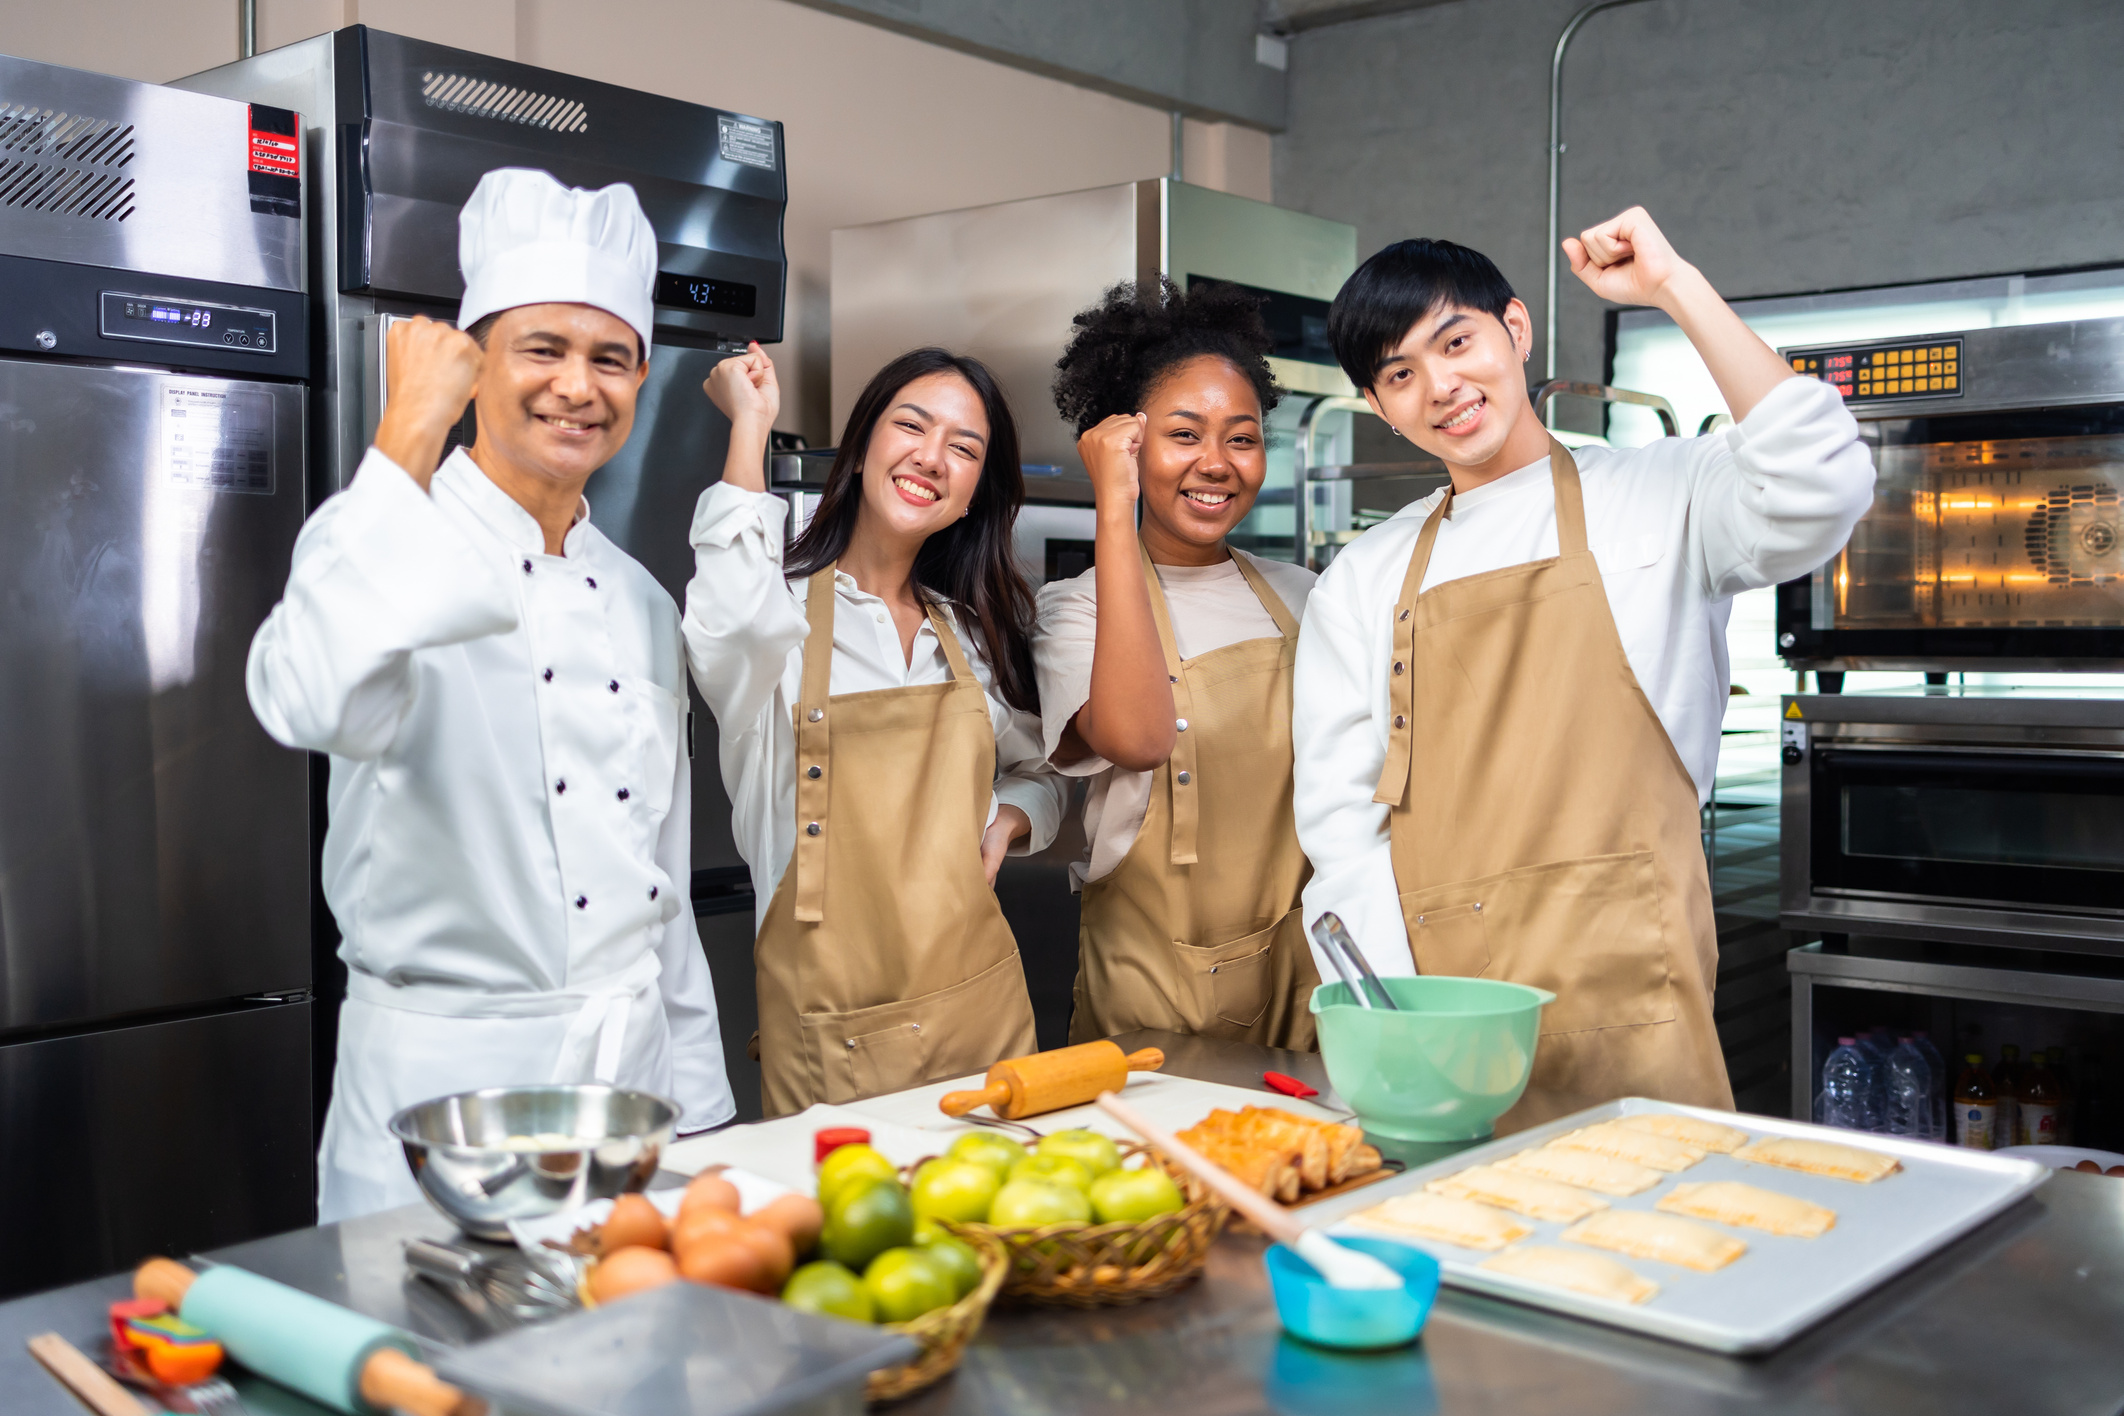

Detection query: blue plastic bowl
xmin=1263 ymin=1236 xmax=1441 ymax=1350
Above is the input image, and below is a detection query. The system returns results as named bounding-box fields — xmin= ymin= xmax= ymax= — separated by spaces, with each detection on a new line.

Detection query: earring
xmin=1389 ymin=425 xmax=1403 ymax=439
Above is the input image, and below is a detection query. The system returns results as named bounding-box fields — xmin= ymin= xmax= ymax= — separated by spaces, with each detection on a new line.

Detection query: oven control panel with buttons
xmin=1786 ymin=337 xmax=1962 ymax=404
xmin=100 ymin=292 xmax=277 ymax=355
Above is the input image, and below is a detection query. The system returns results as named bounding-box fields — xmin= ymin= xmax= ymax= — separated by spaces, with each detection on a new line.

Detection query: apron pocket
xmin=1407 ymin=850 xmax=1674 ymax=1035
xmin=1402 ymin=899 xmax=1491 ymax=978
xmin=803 ymin=951 xmax=1036 ymax=1105
xmin=1175 ymin=916 xmax=1283 ymax=1034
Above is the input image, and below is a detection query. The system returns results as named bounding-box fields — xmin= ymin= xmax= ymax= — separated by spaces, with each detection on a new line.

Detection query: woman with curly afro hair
xmin=1035 ymin=277 xmax=1320 ymax=1050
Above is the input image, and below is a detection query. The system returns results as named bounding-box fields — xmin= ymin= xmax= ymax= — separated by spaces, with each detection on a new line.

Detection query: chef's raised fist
xmin=374 ymin=315 xmax=485 ymax=487
xmin=1564 ymin=206 xmax=1692 ymax=309
xmin=704 ymin=342 xmax=780 ymax=432
xmin=1078 ymin=412 xmax=1147 ymax=512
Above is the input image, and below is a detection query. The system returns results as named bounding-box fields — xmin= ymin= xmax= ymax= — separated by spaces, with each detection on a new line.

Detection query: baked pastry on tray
xmin=1549 ymin=1121 xmax=1707 ymax=1173
xmin=1479 ymin=1245 xmax=1660 ymax=1305
xmin=1561 ymin=1210 xmax=1749 ymax=1272
xmin=1497 ymin=1144 xmax=1663 ymax=1197
xmin=1427 ymin=1164 xmax=1610 ymax=1223
xmin=1349 ymin=1191 xmax=1531 ymax=1251
xmin=1616 ymin=1112 xmax=1749 ymax=1155
xmin=1656 ymin=1180 xmax=1837 ymax=1238
xmin=1735 ymin=1137 xmax=1901 ymax=1184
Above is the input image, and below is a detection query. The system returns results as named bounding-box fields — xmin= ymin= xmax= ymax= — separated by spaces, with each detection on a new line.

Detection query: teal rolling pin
xmin=135 ymin=1258 xmax=481 ymax=1416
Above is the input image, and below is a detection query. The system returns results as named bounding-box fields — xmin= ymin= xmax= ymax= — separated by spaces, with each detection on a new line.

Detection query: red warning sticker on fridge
xmin=248 ymin=109 xmax=299 ymax=177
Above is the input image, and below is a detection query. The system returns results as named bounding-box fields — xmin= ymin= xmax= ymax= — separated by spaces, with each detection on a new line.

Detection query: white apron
xmin=316 ymin=951 xmax=674 ymax=1222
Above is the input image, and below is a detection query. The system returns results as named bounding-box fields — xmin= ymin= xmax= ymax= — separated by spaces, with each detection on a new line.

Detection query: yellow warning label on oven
xmin=1784 ymin=702 xmax=1804 ymax=719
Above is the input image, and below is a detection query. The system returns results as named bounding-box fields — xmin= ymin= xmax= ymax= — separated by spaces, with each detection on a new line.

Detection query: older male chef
xmin=1294 ymin=208 xmax=1874 ymax=1109
xmin=248 ymin=168 xmax=732 ymax=1220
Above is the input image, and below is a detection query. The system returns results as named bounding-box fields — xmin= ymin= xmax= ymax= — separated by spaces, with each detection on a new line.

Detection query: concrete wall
xmin=1275 ymin=0 xmax=2124 ymax=393
xmin=785 ymin=0 xmax=1285 ymax=128
xmin=1 ymin=0 xmax=1273 ymax=443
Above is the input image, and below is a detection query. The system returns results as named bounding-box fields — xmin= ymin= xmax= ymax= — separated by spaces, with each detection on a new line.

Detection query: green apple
xmin=947 ymin=1130 xmax=1026 ymax=1185
xmin=1089 ymin=1164 xmax=1185 ymax=1224
xmin=916 ymin=1229 xmax=985 ymax=1298
xmin=782 ymin=1260 xmax=875 ymax=1322
xmin=1036 ymin=1129 xmax=1121 ymax=1179
xmin=862 ymin=1247 xmax=957 ymax=1323
xmin=909 ymin=1159 xmax=1000 ymax=1225
xmin=1009 ymin=1153 xmax=1093 ymax=1192
xmin=816 ymin=1144 xmax=899 ymax=1211
xmin=987 ymin=1178 xmax=1092 ymax=1227
xmin=821 ymin=1176 xmax=914 ymax=1271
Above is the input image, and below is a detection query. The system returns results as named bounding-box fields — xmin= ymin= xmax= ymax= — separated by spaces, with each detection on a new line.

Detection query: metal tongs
xmin=1309 ymin=912 xmax=1400 ymax=1011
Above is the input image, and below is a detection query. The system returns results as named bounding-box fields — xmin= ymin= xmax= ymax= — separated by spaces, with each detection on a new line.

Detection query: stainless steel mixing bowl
xmin=389 ymin=1084 xmax=678 ymax=1240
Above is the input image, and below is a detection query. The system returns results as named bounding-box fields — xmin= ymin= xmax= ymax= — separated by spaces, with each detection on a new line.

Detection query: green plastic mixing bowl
xmin=1310 ymin=977 xmax=1554 ymax=1141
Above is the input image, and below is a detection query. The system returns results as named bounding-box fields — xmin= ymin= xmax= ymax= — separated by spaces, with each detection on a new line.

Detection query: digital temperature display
xmin=100 ymin=292 xmax=275 ymax=354
xmin=1786 ymin=337 xmax=1962 ymax=404
xmin=652 ymin=271 xmax=757 ymax=319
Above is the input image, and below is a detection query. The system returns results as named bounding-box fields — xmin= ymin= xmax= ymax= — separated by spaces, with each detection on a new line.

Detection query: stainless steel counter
xmin=7 ymin=1032 xmax=2123 ymax=1415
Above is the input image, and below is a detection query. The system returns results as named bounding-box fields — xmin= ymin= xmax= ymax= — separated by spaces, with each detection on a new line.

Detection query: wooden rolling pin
xmin=135 ymin=1258 xmax=483 ymax=1416
xmin=939 ymin=1040 xmax=1164 ymax=1120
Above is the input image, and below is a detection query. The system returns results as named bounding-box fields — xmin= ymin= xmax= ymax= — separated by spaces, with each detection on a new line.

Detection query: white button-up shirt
xmin=1294 ymin=376 xmax=1874 ymax=977
xmin=246 ymin=447 xmax=732 ymax=1130
xmin=681 ymin=482 xmax=1066 ymax=929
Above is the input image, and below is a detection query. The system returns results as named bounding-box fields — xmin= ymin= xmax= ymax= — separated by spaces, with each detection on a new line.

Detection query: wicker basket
xmin=935 ymin=1144 xmax=1229 ymax=1308
xmin=576 ymin=1231 xmax=1009 ymax=1405
xmin=866 ymin=1228 xmax=1009 ymax=1403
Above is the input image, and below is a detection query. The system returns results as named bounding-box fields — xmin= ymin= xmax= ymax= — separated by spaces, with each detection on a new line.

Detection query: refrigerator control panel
xmin=100 ymin=292 xmax=277 ymax=355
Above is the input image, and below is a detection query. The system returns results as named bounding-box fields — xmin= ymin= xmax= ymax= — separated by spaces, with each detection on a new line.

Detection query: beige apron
xmin=1070 ymin=547 xmax=1320 ymax=1050
xmin=1374 ymin=441 xmax=1732 ymax=1109
xmin=753 ymin=568 xmax=1038 ymax=1117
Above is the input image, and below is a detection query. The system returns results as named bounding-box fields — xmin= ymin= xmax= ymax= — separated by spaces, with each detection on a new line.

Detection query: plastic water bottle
xmin=1853 ymin=1030 xmax=1892 ymax=1132
xmin=1885 ymin=1037 xmax=1934 ymax=1139
xmin=1817 ymin=1038 xmax=1880 ymax=1132
xmin=1912 ymin=1032 xmax=1949 ymax=1139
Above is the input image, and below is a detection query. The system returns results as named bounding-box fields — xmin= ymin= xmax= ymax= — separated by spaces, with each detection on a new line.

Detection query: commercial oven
xmin=174 ymin=27 xmax=787 ymax=1118
xmin=1776 ymin=317 xmax=2124 ymax=673
xmin=0 ymin=53 xmax=314 ymax=1294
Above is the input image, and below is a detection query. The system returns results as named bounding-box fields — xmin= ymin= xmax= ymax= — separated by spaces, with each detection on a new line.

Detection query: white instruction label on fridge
xmin=717 ymin=114 xmax=777 ymax=170
xmin=164 ymin=384 xmax=273 ymax=495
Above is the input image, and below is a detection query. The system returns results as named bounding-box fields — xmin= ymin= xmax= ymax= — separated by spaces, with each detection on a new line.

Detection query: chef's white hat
xmin=458 ymin=167 xmax=657 ymax=352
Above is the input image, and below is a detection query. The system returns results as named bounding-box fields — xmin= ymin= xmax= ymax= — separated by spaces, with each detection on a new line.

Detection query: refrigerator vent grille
xmin=0 ymin=103 xmax=136 ymax=221
xmin=420 ymin=72 xmax=588 ymax=134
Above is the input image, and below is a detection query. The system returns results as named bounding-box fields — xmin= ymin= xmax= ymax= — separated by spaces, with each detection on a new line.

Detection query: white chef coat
xmin=1294 ymin=375 xmax=1873 ymax=977
xmin=681 ymin=482 xmax=1067 ymax=930
xmin=1032 ymin=550 xmax=1317 ymax=888
xmin=247 ymin=447 xmax=733 ymax=1222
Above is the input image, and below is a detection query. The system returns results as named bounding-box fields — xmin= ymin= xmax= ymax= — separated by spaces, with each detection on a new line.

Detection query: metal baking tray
xmin=1303 ymin=1098 xmax=2049 ymax=1354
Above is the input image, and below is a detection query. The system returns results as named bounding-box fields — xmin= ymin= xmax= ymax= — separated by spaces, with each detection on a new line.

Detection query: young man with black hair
xmin=1293 ymin=207 xmax=1872 ymax=1109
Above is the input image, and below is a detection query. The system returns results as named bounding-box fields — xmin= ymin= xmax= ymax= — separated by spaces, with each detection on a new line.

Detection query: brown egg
xmin=595 ymin=1193 xmax=670 ymax=1255
xmin=679 ymin=1171 xmax=742 ymax=1219
xmin=675 ymin=1232 xmax=765 ymax=1291
xmin=588 ymin=1246 xmax=680 ymax=1305
xmin=2076 ymin=1159 xmax=2101 ymax=1173
xmin=750 ymin=1193 xmax=824 ymax=1258
xmin=672 ymin=1205 xmax=743 ymax=1256
xmin=725 ymin=1219 xmax=795 ymax=1292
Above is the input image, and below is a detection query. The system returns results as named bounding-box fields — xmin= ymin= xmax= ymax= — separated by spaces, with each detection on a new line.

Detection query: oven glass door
xmin=1811 ymin=747 xmax=2124 ymax=911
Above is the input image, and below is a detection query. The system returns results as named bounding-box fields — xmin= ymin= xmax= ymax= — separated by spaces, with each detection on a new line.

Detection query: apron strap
xmin=792 ymin=566 xmax=839 ymax=923
xmin=925 ymin=598 xmax=979 ymax=682
xmin=1548 ymin=436 xmax=1589 ymax=557
xmin=1229 ymin=548 xmax=1300 ymax=641
xmin=1371 ymin=489 xmax=1451 ymax=806
xmin=1137 ymin=542 xmax=1200 ymax=866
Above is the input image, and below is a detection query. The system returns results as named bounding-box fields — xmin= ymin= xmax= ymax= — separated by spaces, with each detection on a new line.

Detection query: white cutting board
xmin=663 ymin=1071 xmax=1345 ymax=1195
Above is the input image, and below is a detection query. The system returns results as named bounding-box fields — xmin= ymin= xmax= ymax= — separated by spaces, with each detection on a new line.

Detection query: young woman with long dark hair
xmin=683 ymin=343 xmax=1059 ymax=1116
xmin=1036 ymin=278 xmax=1320 ymax=1050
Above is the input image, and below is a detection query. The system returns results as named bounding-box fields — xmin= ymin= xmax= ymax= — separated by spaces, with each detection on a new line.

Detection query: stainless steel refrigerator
xmin=175 ymin=27 xmax=788 ymax=1117
xmin=0 ymin=54 xmax=314 ymax=1297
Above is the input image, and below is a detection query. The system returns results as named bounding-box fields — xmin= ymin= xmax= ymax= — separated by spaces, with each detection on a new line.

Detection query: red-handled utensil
xmin=1263 ymin=1071 xmax=1319 ymax=1100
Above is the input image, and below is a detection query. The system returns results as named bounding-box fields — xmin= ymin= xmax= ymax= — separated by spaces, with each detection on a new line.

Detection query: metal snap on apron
xmin=751 ymin=567 xmax=1038 ymax=1118
xmin=1071 ymin=546 xmax=1320 ymax=1050
xmin=1373 ymin=441 xmax=1732 ymax=1108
